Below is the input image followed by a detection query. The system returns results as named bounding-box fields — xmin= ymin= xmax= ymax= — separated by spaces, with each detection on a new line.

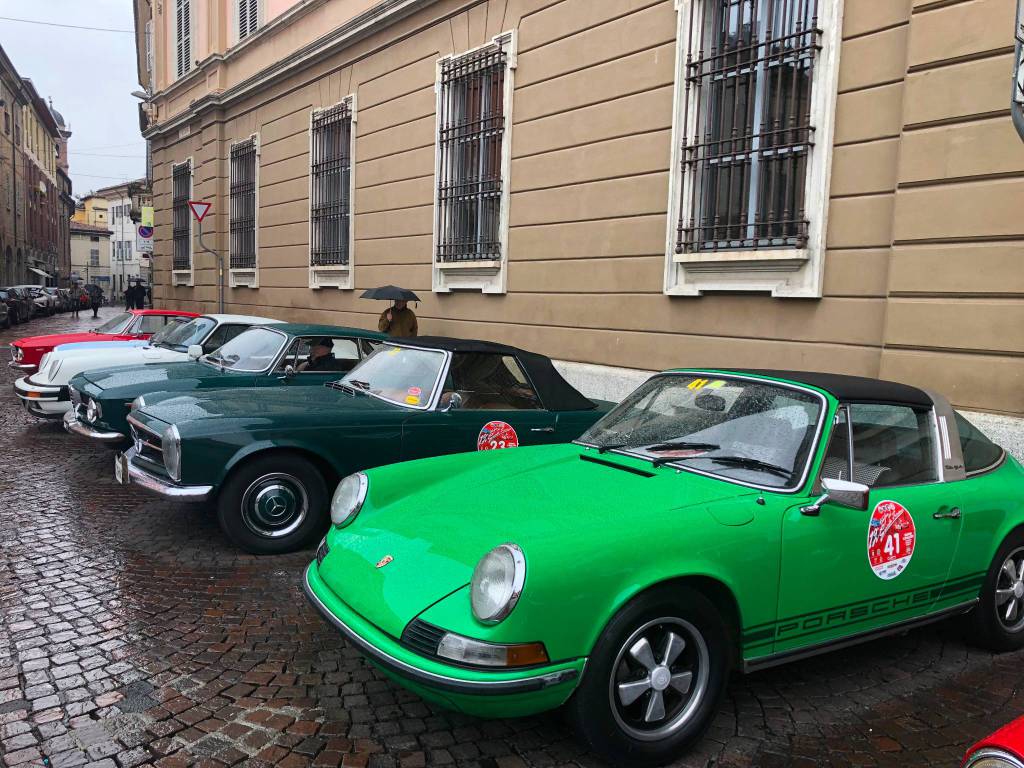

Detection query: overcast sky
xmin=1 ymin=1 xmax=146 ymax=197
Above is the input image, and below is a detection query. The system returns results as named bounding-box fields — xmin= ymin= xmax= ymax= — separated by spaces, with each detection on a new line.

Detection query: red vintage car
xmin=963 ymin=716 xmax=1024 ymax=767
xmin=9 ymin=309 xmax=199 ymax=373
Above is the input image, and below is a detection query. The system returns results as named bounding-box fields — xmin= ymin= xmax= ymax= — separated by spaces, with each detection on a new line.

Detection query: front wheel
xmin=566 ymin=586 xmax=731 ymax=767
xmin=966 ymin=530 xmax=1024 ymax=652
xmin=216 ymin=453 xmax=329 ymax=555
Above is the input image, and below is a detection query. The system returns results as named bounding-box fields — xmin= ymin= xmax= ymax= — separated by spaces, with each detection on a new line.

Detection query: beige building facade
xmin=134 ymin=0 xmax=1023 ymax=416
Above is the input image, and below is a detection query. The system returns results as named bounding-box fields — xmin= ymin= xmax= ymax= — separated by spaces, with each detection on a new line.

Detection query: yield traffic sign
xmin=188 ymin=200 xmax=212 ymax=223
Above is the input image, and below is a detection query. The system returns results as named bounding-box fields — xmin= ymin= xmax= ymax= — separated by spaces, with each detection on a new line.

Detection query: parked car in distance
xmin=14 ymin=314 xmax=280 ymax=420
xmin=0 ymin=293 xmax=9 ymax=328
xmin=15 ymin=285 xmax=55 ymax=316
xmin=0 ymin=288 xmax=30 ymax=324
xmin=9 ymin=308 xmax=199 ymax=373
xmin=303 ymin=369 xmax=1022 ymax=767
xmin=963 ymin=715 xmax=1024 ymax=767
xmin=42 ymin=287 xmax=66 ymax=312
xmin=117 ymin=337 xmax=614 ymax=555
xmin=65 ymin=323 xmax=386 ymax=444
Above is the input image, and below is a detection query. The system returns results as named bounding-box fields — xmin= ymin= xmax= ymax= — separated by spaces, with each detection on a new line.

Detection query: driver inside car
xmin=298 ymin=338 xmax=336 ymax=372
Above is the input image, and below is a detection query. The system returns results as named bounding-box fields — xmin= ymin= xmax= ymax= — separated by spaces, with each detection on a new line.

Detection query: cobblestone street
xmin=0 ymin=310 xmax=1021 ymax=768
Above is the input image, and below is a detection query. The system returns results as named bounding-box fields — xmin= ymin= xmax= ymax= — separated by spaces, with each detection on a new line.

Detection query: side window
xmin=275 ymin=338 xmax=307 ymax=372
xmin=202 ymin=324 xmax=247 ymax=354
xmin=820 ymin=407 xmax=852 ymax=482
xmin=360 ymin=338 xmax=382 ymax=356
xmin=444 ymin=354 xmax=542 ymax=410
xmin=135 ymin=315 xmax=168 ymax=334
xmin=955 ymin=412 xmax=1003 ymax=474
xmin=848 ymin=404 xmax=937 ymax=488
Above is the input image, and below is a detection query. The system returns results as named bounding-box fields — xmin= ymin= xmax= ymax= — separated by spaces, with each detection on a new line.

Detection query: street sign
xmin=141 ymin=205 xmax=154 ymax=227
xmin=137 ymin=224 xmax=154 ymax=254
xmin=188 ymin=200 xmax=212 ymax=223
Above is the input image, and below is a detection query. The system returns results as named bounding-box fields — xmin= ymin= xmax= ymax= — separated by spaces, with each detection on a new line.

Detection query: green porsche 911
xmin=304 ymin=369 xmax=1022 ymax=766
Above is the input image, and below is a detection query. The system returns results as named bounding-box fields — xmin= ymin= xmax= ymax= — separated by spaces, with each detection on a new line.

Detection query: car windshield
xmin=203 ymin=327 xmax=284 ymax=372
xmin=153 ymin=317 xmax=216 ymax=350
xmin=338 ymin=344 xmax=446 ymax=408
xmin=92 ymin=312 xmax=134 ymax=334
xmin=578 ymin=374 xmax=824 ymax=489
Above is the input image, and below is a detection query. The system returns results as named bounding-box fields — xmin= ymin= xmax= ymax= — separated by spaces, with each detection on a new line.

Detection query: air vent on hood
xmin=579 ymin=453 xmax=655 ymax=477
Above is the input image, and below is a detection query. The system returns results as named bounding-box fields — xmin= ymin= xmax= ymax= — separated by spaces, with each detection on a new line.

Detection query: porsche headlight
xmin=330 ymin=473 xmax=368 ymax=527
xmin=162 ymin=425 xmax=182 ymax=482
xmin=85 ymin=398 xmax=102 ymax=424
xmin=471 ymin=544 xmax=525 ymax=624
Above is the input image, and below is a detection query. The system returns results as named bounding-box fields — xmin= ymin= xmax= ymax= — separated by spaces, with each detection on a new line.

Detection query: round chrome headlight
xmin=13 ymin=346 xmax=23 ymax=361
xmin=330 ymin=473 xmax=368 ymax=527
xmin=964 ymin=750 xmax=1024 ymax=768
xmin=85 ymin=398 xmax=102 ymax=424
xmin=162 ymin=425 xmax=182 ymax=482
xmin=471 ymin=544 xmax=526 ymax=624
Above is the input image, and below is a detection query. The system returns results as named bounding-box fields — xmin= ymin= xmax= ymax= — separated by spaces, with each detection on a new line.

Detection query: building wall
xmin=70 ymin=230 xmax=112 ymax=286
xmin=143 ymin=0 xmax=1024 ymax=416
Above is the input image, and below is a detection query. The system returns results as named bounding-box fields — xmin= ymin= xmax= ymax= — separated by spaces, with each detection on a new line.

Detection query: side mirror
xmin=440 ymin=392 xmax=463 ymax=412
xmin=800 ymin=477 xmax=870 ymax=517
xmin=187 ymin=345 xmax=203 ymax=360
xmin=284 ymin=364 xmax=296 ymax=379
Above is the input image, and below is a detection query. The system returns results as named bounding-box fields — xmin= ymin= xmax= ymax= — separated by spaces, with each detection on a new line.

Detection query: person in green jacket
xmin=377 ymin=300 xmax=418 ymax=337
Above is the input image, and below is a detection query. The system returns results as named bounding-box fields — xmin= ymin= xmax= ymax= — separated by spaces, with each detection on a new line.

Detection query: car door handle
xmin=530 ymin=426 xmax=555 ymax=433
xmin=933 ymin=507 xmax=961 ymax=520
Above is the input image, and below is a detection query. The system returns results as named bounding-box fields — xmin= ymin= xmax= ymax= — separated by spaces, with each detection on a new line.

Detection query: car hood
xmin=79 ymin=360 xmax=232 ymax=395
xmin=321 ymin=444 xmax=757 ymax=638
xmin=135 ymin=384 xmax=404 ymax=432
xmin=15 ymin=332 xmax=125 ymax=349
xmin=35 ymin=345 xmax=187 ymax=386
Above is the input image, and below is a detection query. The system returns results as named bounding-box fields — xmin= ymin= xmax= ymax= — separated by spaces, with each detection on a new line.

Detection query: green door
xmin=774 ymin=403 xmax=962 ymax=655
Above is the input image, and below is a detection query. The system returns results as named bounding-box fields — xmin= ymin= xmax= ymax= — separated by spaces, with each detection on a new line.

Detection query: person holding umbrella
xmin=362 ymin=285 xmax=419 ymax=337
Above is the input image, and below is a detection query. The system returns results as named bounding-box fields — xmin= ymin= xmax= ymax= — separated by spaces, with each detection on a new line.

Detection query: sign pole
xmin=197 ymin=218 xmax=224 ymax=314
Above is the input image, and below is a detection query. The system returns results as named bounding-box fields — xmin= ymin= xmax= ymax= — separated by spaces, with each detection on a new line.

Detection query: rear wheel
xmin=566 ymin=586 xmax=731 ymax=767
xmin=966 ymin=530 xmax=1024 ymax=652
xmin=216 ymin=453 xmax=329 ymax=555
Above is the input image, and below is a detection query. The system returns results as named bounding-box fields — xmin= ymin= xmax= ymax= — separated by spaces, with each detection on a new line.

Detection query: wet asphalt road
xmin=1 ymin=308 xmax=1023 ymax=768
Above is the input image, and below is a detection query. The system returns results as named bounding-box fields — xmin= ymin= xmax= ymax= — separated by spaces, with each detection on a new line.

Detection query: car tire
xmin=565 ymin=586 xmax=731 ymax=767
xmin=216 ymin=452 xmax=329 ymax=556
xmin=966 ymin=529 xmax=1024 ymax=652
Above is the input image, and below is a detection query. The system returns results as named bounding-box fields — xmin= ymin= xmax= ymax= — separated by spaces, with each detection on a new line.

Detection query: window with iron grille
xmin=434 ymin=37 xmax=511 ymax=265
xmin=175 ymin=0 xmax=192 ymax=80
xmin=172 ymin=160 xmax=192 ymax=271
xmin=310 ymin=100 xmax=353 ymax=269
xmin=229 ymin=136 xmax=258 ymax=271
xmin=676 ymin=0 xmax=821 ymax=254
xmin=237 ymin=0 xmax=261 ymax=42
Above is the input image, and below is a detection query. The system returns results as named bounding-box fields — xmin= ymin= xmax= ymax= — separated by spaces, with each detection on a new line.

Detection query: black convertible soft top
xmin=731 ymin=369 xmax=933 ymax=407
xmin=394 ymin=336 xmax=597 ymax=412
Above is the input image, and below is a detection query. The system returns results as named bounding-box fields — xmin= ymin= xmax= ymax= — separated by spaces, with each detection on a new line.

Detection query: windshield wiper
xmin=596 ymin=441 xmax=630 ymax=454
xmin=645 ymin=440 xmax=720 ymax=452
xmin=694 ymin=455 xmax=794 ymax=480
xmin=347 ymin=379 xmax=370 ymax=390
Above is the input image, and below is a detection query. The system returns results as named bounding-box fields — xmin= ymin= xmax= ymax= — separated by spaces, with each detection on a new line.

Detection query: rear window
xmin=955 ymin=412 xmax=1004 ymax=474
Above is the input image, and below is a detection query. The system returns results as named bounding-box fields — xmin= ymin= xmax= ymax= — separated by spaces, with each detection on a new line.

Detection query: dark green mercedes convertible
xmin=115 ymin=338 xmax=613 ymax=554
xmin=64 ymin=323 xmax=385 ymax=444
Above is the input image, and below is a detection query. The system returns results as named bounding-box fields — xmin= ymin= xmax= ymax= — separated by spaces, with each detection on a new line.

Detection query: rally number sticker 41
xmin=477 ymin=421 xmax=519 ymax=451
xmin=867 ymin=500 xmax=916 ymax=580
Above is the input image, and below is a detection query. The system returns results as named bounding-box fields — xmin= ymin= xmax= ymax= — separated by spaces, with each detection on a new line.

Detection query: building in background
xmin=0 ymin=44 xmax=72 ymax=286
xmin=72 ymin=195 xmax=108 ymax=227
xmin=69 ymin=220 xmax=111 ymax=290
xmin=133 ymin=0 xmax=1024 ymax=419
xmin=93 ymin=178 xmax=153 ymax=295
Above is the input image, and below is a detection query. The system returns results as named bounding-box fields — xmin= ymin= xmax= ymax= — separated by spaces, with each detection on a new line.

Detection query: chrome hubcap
xmin=995 ymin=547 xmax=1024 ymax=632
xmin=241 ymin=473 xmax=308 ymax=539
xmin=609 ymin=617 xmax=709 ymax=741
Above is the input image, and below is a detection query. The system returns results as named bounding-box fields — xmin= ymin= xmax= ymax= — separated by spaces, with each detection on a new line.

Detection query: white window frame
xmin=228 ymin=133 xmax=260 ymax=288
xmin=431 ymin=30 xmax=517 ymax=295
xmin=171 ymin=157 xmax=194 ymax=287
xmin=235 ymin=0 xmax=264 ymax=45
xmin=664 ymin=0 xmax=843 ymax=298
xmin=174 ymin=0 xmax=194 ymax=81
xmin=309 ymin=95 xmax=357 ymax=290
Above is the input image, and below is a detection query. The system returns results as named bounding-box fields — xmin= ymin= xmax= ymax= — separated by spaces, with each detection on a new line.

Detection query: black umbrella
xmin=360 ymin=285 xmax=421 ymax=302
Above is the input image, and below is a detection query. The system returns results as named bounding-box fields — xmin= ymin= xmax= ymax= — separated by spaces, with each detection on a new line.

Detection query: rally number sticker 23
xmin=477 ymin=421 xmax=519 ymax=451
xmin=867 ymin=500 xmax=916 ymax=580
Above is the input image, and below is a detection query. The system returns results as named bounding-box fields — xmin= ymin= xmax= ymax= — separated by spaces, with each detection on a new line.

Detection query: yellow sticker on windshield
xmin=387 ymin=347 xmax=401 ymax=356
xmin=688 ymin=378 xmax=710 ymax=390
xmin=405 ymin=395 xmax=420 ymax=405
xmin=706 ymin=380 xmax=726 ymax=389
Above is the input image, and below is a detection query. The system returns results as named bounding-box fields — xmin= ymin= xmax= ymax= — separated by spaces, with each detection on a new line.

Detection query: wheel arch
xmin=218 ymin=442 xmax=342 ymax=494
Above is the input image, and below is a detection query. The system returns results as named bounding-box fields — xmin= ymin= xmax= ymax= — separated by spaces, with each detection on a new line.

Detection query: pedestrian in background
xmin=70 ymin=284 xmax=81 ymax=319
xmin=89 ymin=286 xmax=102 ymax=318
xmin=378 ymin=300 xmax=418 ymax=337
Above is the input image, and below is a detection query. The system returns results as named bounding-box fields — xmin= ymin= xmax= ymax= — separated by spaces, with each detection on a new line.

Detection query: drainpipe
xmin=1014 ymin=0 xmax=1024 ymax=141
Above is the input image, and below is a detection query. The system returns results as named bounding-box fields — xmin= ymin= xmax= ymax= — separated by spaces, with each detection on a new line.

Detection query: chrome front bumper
xmin=62 ymin=410 xmax=125 ymax=443
xmin=116 ymin=446 xmax=213 ymax=502
xmin=8 ymin=360 xmax=35 ymax=371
